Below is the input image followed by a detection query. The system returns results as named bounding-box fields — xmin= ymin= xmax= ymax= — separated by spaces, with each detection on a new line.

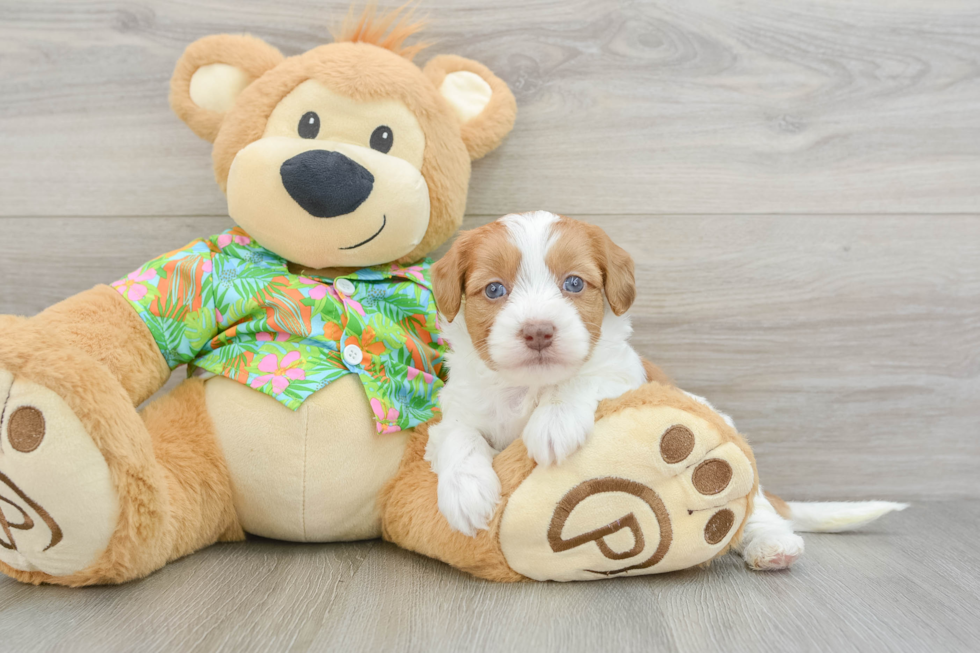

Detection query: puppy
xmin=426 ymin=210 xmax=648 ymax=536
xmin=425 ymin=211 xmax=904 ymax=572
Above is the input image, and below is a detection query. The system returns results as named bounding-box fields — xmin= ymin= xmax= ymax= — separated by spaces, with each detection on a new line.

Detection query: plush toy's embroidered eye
xmin=563 ymin=275 xmax=585 ymax=293
xmin=485 ymin=282 xmax=507 ymax=300
xmin=298 ymin=112 xmax=320 ymax=139
xmin=370 ymin=125 xmax=394 ymax=153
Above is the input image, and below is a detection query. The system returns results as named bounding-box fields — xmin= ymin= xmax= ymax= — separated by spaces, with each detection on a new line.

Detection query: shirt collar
xmin=225 ymin=228 xmax=433 ymax=290
xmin=348 ymin=261 xmax=433 ymax=290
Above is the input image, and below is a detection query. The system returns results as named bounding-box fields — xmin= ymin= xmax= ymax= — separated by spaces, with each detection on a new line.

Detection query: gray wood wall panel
xmin=2 ymin=214 xmax=977 ymax=501
xmin=2 ymin=1 xmax=979 ymax=650
xmin=1 ymin=0 xmax=978 ymax=217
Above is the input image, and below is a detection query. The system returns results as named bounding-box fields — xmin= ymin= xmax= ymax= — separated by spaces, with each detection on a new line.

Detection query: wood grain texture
xmin=0 ymin=539 xmax=376 ymax=652
xmin=2 ymin=213 xmax=977 ymax=501
xmin=1 ymin=0 xmax=979 ymax=216
xmin=318 ymin=502 xmax=980 ymax=653
xmin=1 ymin=1 xmax=978 ymax=649
xmin=0 ymin=502 xmax=975 ymax=652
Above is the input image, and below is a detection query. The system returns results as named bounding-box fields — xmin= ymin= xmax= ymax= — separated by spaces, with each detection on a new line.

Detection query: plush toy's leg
xmin=381 ymin=382 xmax=758 ymax=582
xmin=669 ymin=392 xmax=805 ymax=571
xmin=0 ymin=333 xmax=240 ymax=586
xmin=379 ymin=424 xmax=533 ymax=582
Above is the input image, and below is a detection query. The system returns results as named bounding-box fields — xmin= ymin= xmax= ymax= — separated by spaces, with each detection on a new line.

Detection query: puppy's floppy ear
xmin=170 ymin=34 xmax=284 ymax=142
xmin=592 ymin=227 xmax=636 ymax=316
xmin=431 ymin=232 xmax=471 ymax=322
xmin=423 ymin=55 xmax=517 ymax=161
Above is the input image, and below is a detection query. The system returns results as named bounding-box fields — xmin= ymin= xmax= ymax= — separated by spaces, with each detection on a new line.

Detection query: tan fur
xmin=170 ymin=34 xmax=285 ymax=142
xmin=554 ymin=218 xmax=636 ymax=317
xmin=0 ymin=316 xmax=240 ymax=585
xmin=422 ymin=55 xmax=518 ymax=160
xmin=171 ymin=18 xmax=515 ymax=266
xmin=379 ymin=421 xmax=528 ymax=582
xmin=435 ymin=216 xmax=635 ymax=359
xmin=0 ymin=9 xmax=521 ymax=586
xmin=431 ymin=222 xmax=522 ymax=367
xmin=333 ymin=3 xmax=430 ymax=61
xmin=0 ymin=323 xmax=240 ymax=587
xmin=642 ymin=359 xmax=674 ymax=386
xmin=764 ymin=490 xmax=793 ymax=520
xmin=595 ymin=382 xmax=759 ymax=551
xmin=214 ymin=43 xmax=468 ymax=265
xmin=430 ymin=228 xmax=471 ymax=322
xmin=0 ymin=315 xmax=27 ymax=330
xmin=33 ymin=285 xmax=171 ymax=406
xmin=382 ymin=378 xmax=759 ymax=580
xmin=547 ymin=220 xmax=608 ymax=345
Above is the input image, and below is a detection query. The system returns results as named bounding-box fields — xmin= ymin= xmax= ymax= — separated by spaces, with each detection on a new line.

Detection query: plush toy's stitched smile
xmin=340 ymin=215 xmax=386 ymax=250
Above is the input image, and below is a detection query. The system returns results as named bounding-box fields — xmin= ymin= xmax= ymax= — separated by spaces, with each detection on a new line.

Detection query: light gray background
xmin=0 ymin=1 xmax=977 ymax=651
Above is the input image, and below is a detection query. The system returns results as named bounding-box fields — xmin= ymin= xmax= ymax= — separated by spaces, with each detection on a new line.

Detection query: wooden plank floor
xmin=0 ymin=502 xmax=975 ymax=653
xmin=1 ymin=0 xmax=979 ymax=650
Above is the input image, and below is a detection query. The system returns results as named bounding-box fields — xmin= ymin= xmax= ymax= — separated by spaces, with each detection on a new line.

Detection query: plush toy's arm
xmin=20 ymin=237 xmax=223 ymax=406
xmin=27 ymin=285 xmax=171 ymax=405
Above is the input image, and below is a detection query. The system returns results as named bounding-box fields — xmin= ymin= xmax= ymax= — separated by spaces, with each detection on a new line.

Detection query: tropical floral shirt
xmin=113 ymin=227 xmax=446 ymax=433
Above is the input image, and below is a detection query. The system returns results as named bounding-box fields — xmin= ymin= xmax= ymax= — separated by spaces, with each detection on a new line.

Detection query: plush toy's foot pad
xmin=498 ymin=394 xmax=754 ymax=581
xmin=0 ymin=370 xmax=119 ymax=576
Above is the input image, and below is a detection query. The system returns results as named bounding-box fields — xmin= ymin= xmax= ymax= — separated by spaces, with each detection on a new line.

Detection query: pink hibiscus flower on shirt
xmin=390 ymin=263 xmax=425 ymax=284
xmin=112 ymin=268 xmax=157 ymax=302
xmin=217 ymin=233 xmax=251 ymax=249
xmin=250 ymin=350 xmax=306 ymax=395
xmin=370 ymin=398 xmax=401 ymax=434
xmin=406 ymin=367 xmax=435 ymax=385
xmin=299 ymin=276 xmax=331 ymax=301
xmin=256 ymin=331 xmax=289 ymax=343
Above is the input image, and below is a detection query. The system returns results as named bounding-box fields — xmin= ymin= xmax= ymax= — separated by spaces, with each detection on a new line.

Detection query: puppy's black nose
xmin=280 ymin=150 xmax=374 ymax=218
xmin=522 ymin=322 xmax=555 ymax=351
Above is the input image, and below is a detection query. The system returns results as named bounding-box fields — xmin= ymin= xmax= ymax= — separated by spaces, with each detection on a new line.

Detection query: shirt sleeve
xmin=111 ymin=238 xmax=218 ymax=370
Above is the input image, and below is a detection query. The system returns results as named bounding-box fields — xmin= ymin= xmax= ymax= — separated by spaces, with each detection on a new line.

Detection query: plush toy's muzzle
xmin=226 ymin=134 xmax=432 ymax=268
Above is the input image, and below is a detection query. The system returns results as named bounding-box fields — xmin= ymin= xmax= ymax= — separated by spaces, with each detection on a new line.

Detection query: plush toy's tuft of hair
xmin=334 ymin=3 xmax=429 ymax=61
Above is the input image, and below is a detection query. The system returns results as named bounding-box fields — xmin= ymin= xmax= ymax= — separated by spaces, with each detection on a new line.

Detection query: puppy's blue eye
xmin=485 ymin=282 xmax=507 ymax=299
xmin=563 ymin=275 xmax=585 ymax=293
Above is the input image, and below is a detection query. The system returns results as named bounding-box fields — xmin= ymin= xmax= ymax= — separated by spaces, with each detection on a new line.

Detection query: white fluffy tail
xmin=788 ymin=501 xmax=909 ymax=533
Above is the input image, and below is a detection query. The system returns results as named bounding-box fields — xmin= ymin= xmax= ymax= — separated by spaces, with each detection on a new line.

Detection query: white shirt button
xmin=343 ymin=344 xmax=363 ymax=366
xmin=335 ymin=278 xmax=355 ymax=295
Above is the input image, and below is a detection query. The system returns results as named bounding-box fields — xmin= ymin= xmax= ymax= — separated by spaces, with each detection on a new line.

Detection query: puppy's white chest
xmin=484 ymin=385 xmax=538 ymax=451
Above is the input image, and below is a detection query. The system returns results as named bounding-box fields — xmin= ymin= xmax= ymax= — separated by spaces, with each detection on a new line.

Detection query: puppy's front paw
xmin=522 ymin=402 xmax=595 ymax=466
xmin=437 ymin=455 xmax=502 ymax=537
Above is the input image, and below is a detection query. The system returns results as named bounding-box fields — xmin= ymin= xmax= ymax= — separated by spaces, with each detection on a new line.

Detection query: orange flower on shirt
xmin=343 ymin=326 xmax=386 ymax=367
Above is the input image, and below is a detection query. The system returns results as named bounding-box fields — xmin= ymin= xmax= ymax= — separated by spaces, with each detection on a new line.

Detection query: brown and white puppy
xmin=425 ymin=211 xmax=872 ymax=572
xmin=426 ymin=211 xmax=647 ymax=535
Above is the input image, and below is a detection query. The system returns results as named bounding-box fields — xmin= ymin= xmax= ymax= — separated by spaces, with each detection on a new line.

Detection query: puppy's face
xmin=433 ymin=211 xmax=635 ymax=385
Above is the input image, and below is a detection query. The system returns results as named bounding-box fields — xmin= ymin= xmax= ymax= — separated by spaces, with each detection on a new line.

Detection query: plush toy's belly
xmin=204 ymin=374 xmax=410 ymax=541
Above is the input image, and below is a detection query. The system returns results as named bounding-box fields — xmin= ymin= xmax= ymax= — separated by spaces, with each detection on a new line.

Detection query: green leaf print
xmin=184 ymin=308 xmax=218 ymax=352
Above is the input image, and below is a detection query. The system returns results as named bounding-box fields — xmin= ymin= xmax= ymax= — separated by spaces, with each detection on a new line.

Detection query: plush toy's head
xmin=170 ymin=8 xmax=516 ymax=269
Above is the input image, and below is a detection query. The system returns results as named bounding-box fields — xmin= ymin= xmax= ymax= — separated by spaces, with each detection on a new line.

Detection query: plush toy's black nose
xmin=280 ymin=150 xmax=375 ymax=218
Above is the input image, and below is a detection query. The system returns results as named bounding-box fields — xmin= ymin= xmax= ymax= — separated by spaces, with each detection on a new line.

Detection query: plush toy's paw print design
xmin=0 ymin=369 xmax=118 ymax=577
xmin=498 ymin=395 xmax=755 ymax=581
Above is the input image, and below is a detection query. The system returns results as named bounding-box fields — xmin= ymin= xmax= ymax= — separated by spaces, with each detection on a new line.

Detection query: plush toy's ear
xmin=423 ymin=55 xmax=517 ymax=161
xmin=170 ymin=34 xmax=284 ymax=143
